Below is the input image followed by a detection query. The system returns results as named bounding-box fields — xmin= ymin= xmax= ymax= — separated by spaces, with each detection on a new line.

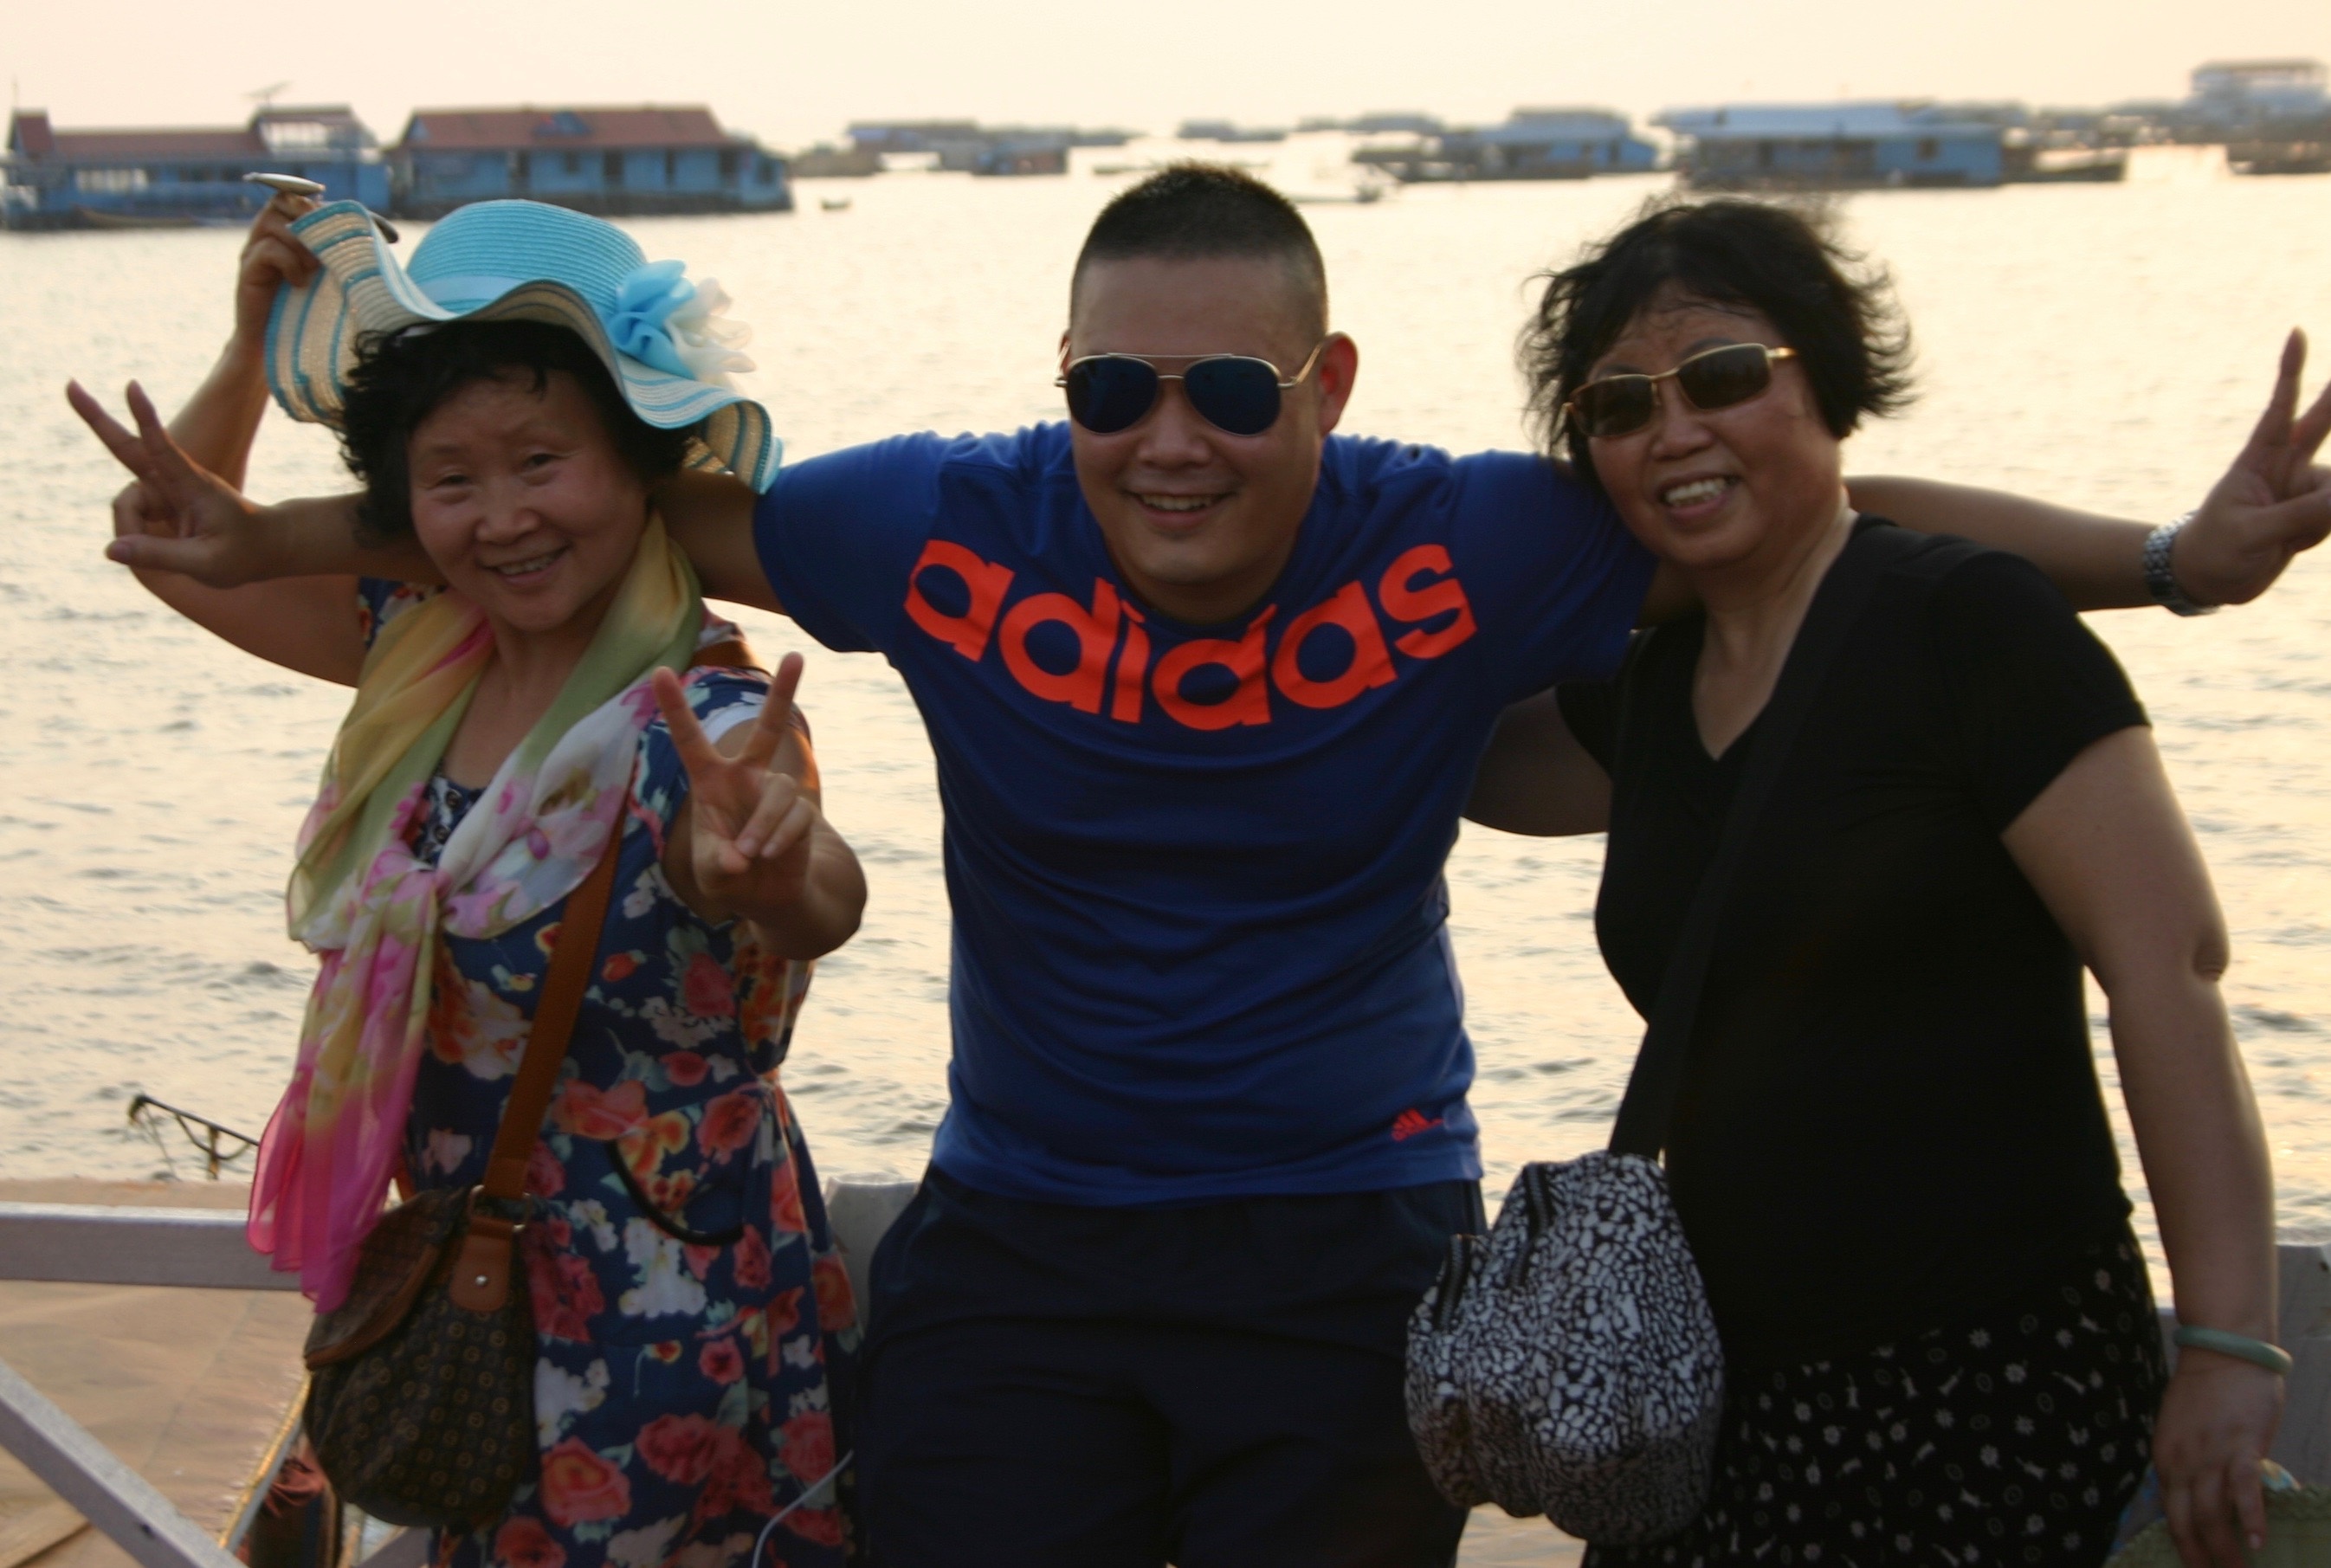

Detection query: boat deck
xmin=17 ymin=1178 xmax=2329 ymax=1565
xmin=0 ymin=1180 xmax=1579 ymax=1566
xmin=0 ymin=1182 xmax=306 ymax=1568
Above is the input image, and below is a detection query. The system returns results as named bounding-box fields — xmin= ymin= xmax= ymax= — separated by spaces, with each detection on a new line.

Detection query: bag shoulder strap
xmin=477 ymin=636 xmax=759 ymax=1201
xmin=480 ymin=797 xmax=625 ymax=1200
xmin=1608 ymin=523 xmax=1894 ymax=1159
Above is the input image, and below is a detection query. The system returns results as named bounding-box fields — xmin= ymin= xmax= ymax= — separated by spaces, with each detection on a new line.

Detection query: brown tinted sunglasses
xmin=1566 ymin=344 xmax=1798 ymax=439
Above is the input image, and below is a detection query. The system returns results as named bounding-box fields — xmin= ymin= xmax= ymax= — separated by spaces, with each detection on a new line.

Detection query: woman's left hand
xmin=2154 ymin=1353 xmax=2286 ymax=1568
xmin=231 ymin=192 xmax=322 ymax=358
xmin=655 ymin=653 xmax=821 ymax=917
xmin=2179 ymin=330 xmax=2331 ymax=606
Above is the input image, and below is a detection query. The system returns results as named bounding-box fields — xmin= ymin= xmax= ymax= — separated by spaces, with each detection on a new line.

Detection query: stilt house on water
xmin=1656 ymin=101 xmax=2005 ymax=189
xmin=3 ymin=106 xmax=389 ymax=230
xmin=391 ymin=106 xmax=792 ymax=217
xmin=843 ymin=120 xmax=1113 ymax=176
xmin=1358 ymin=107 xmax=1657 ymax=183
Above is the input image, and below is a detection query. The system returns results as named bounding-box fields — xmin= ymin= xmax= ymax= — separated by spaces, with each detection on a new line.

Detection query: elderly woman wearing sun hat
xmin=71 ymin=198 xmax=865 ymax=1567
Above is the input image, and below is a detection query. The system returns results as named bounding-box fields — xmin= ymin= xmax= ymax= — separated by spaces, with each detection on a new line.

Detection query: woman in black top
xmin=1467 ymin=201 xmax=2328 ymax=1568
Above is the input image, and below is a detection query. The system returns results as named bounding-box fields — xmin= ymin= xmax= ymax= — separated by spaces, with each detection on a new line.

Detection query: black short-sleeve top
xmin=1559 ymin=519 xmax=2149 ymax=1368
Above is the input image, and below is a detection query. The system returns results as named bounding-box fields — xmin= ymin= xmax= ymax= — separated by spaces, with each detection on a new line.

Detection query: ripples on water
xmin=3 ymin=142 xmax=2327 ymax=1280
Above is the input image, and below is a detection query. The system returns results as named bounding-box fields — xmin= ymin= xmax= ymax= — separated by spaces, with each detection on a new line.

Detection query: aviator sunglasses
xmin=1565 ymin=343 xmax=1798 ymax=440
xmin=1058 ymin=340 xmax=1332 ymax=436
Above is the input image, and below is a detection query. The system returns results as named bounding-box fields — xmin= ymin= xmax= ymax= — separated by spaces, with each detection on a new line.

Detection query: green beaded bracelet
xmin=2173 ymin=1325 xmax=2294 ymax=1377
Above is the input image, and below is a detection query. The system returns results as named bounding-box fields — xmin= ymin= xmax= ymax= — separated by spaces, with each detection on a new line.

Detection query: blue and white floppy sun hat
xmin=266 ymin=199 xmax=781 ymax=491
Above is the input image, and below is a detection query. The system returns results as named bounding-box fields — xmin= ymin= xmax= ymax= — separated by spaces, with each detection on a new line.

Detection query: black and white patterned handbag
xmin=1406 ymin=1151 xmax=1723 ymax=1542
xmin=1404 ymin=526 xmax=1893 ymax=1545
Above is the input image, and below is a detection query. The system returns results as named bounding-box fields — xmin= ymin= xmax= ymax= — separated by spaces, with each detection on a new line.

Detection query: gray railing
xmin=7 ymin=1193 xmax=2318 ymax=1566
xmin=0 ymin=1184 xmax=916 ymax=1568
xmin=0 ymin=1204 xmax=298 ymax=1568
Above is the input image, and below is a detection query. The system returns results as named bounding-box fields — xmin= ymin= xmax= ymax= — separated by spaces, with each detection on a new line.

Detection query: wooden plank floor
xmin=0 ymin=1182 xmax=301 ymax=1568
xmin=1457 ymin=1507 xmax=1585 ymax=1565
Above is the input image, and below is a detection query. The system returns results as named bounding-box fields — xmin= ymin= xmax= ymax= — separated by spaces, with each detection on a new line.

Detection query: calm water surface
xmin=3 ymin=142 xmax=2328 ymax=1286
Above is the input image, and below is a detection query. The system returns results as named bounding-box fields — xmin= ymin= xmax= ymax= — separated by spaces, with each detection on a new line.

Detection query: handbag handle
xmin=1608 ymin=522 xmax=1893 ymax=1160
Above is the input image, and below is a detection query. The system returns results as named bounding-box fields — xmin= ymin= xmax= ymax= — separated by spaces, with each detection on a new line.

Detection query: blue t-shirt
xmin=754 ymin=423 xmax=1655 ymax=1204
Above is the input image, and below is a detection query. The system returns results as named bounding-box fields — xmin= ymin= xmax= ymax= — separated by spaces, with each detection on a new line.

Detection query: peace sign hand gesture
xmin=2179 ymin=330 xmax=2331 ymax=607
xmin=655 ymin=654 xmax=864 ymax=958
xmin=67 ymin=379 xmax=289 ymax=588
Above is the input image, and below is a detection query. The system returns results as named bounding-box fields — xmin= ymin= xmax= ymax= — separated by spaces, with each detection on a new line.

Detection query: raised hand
xmin=66 ymin=380 xmax=287 ymax=587
xmin=655 ymin=654 xmax=824 ymax=921
xmin=232 ymin=191 xmax=321 ymax=355
xmin=2179 ymin=330 xmax=2331 ymax=607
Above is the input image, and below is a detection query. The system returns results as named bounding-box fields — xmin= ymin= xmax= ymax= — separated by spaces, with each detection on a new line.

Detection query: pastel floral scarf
xmin=249 ymin=519 xmax=708 ymax=1309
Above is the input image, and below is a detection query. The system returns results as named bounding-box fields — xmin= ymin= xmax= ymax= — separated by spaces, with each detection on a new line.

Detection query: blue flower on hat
xmin=607 ymin=260 xmax=755 ymax=388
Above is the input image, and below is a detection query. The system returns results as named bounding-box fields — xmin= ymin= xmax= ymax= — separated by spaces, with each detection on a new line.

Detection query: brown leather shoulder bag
xmin=299 ymin=782 xmax=626 ymax=1527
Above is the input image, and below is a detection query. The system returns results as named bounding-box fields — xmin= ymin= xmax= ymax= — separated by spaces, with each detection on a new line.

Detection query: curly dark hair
xmin=338 ymin=318 xmax=699 ymax=542
xmin=1521 ymin=197 xmax=1913 ymax=491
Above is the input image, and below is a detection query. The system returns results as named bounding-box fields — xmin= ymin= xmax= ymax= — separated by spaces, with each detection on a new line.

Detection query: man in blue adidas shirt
xmin=100 ymin=166 xmax=2329 ymax=1566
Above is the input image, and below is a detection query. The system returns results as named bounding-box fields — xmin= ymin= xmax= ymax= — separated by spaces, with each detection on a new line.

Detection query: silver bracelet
xmin=2143 ymin=513 xmax=2219 ymax=616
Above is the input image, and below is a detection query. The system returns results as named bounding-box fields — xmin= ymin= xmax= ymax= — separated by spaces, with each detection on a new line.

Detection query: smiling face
xmin=405 ymin=369 xmax=652 ymax=642
xmin=1065 ymin=254 xmax=1357 ymax=625
xmin=1585 ymin=287 xmax=1848 ymax=584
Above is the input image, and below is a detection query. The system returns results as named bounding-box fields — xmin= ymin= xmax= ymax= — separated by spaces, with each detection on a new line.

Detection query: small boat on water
xmin=1178 ymin=120 xmax=1288 ymax=145
xmin=2002 ymin=145 xmax=2128 ymax=184
xmin=1094 ymin=158 xmax=1266 ymax=177
xmin=70 ymin=206 xmax=242 ymax=230
xmin=2227 ymin=139 xmax=2331 ymax=176
xmin=1291 ymin=180 xmax=1392 ymax=205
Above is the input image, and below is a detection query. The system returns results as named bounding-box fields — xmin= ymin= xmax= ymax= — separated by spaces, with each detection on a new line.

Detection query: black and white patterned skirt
xmin=1584 ymin=1223 xmax=2166 ymax=1567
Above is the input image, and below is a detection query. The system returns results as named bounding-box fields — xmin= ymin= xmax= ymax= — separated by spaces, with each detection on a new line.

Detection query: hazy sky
xmin=8 ymin=0 xmax=2326 ymax=150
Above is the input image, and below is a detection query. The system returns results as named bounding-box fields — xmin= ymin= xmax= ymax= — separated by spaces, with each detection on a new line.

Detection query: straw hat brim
xmin=265 ymin=202 xmax=781 ymax=492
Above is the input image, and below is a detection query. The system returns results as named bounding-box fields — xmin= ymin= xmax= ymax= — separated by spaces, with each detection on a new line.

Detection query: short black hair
xmin=1521 ymin=197 xmax=1913 ymax=487
xmin=1072 ymin=162 xmax=1328 ymax=339
xmin=338 ymin=318 xmax=698 ymax=542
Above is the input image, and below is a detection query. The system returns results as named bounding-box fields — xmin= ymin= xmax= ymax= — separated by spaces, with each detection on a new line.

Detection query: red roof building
xmin=390 ymin=104 xmax=791 ymax=218
xmin=4 ymin=106 xmax=385 ymax=229
xmin=399 ymin=106 xmax=735 ymax=152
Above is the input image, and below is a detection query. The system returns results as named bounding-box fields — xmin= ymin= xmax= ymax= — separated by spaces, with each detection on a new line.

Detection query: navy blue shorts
xmin=856 ymin=1168 xmax=1486 ymax=1568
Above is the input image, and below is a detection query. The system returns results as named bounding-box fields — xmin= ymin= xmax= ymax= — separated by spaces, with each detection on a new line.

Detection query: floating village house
xmin=1446 ymin=108 xmax=1657 ymax=175
xmin=391 ymin=106 xmax=791 ymax=217
xmin=1656 ymin=101 xmax=2004 ymax=189
xmin=1356 ymin=107 xmax=1656 ymax=183
xmin=2187 ymin=60 xmax=2331 ymax=175
xmin=2187 ymin=60 xmax=2328 ymax=132
xmin=3 ymin=106 xmax=388 ymax=229
xmin=844 ymin=119 xmax=1133 ymax=176
xmin=846 ymin=120 xmax=1066 ymax=175
xmin=1178 ymin=120 xmax=1289 ymax=145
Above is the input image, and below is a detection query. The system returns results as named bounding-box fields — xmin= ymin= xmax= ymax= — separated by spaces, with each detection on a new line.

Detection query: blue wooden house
xmin=1656 ymin=102 xmax=2004 ymax=189
xmin=3 ymin=106 xmax=389 ymax=230
xmin=391 ymin=106 xmax=791 ymax=218
xmin=1446 ymin=109 xmax=1659 ymax=175
xmin=843 ymin=119 xmax=1133 ymax=176
xmin=1356 ymin=107 xmax=1656 ymax=183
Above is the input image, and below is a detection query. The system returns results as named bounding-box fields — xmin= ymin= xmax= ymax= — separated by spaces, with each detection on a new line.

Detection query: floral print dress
xmin=359 ymin=583 xmax=859 ymax=1568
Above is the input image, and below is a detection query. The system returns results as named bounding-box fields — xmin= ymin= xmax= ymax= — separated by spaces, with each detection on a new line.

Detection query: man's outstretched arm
xmin=1637 ymin=331 xmax=2331 ymax=623
xmin=655 ymin=470 xmax=783 ymax=612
